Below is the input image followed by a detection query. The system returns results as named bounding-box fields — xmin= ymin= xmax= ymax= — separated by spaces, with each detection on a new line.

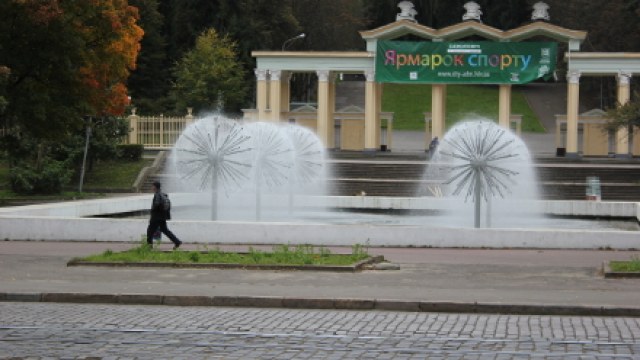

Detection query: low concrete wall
xmin=0 ymin=216 xmax=638 ymax=249
xmin=1 ymin=195 xmax=637 ymax=219
xmin=0 ymin=195 xmax=152 ymax=217
xmin=0 ymin=195 xmax=638 ymax=249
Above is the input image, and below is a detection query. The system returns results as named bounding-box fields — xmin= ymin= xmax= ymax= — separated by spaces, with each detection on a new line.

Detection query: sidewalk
xmin=1 ymin=241 xmax=639 ymax=315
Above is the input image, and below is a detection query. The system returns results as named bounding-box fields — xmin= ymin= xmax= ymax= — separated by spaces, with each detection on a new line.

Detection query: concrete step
xmin=145 ymin=150 xmax=640 ymax=201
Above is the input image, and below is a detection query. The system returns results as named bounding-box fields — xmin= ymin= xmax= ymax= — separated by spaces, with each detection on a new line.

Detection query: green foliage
xmin=292 ymin=0 xmax=366 ymax=51
xmin=80 ymin=117 xmax=130 ymax=170
xmin=117 ymin=144 xmax=144 ymax=161
xmin=80 ymin=244 xmax=371 ymax=266
xmin=609 ymin=256 xmax=640 ymax=272
xmin=0 ymin=1 xmax=86 ymax=140
xmin=605 ymin=94 xmax=640 ymax=132
xmin=10 ymin=161 xmax=71 ymax=195
xmin=127 ymin=0 xmax=171 ymax=114
xmin=383 ymin=84 xmax=544 ymax=132
xmin=77 ymin=159 xmax=152 ymax=189
xmin=0 ymin=1 xmax=142 ymax=194
xmin=364 ymin=0 xmax=530 ymax=30
xmin=0 ymin=66 xmax=8 ymax=115
xmin=173 ymin=28 xmax=248 ymax=114
xmin=351 ymin=243 xmax=369 ymax=257
xmin=0 ymin=152 xmax=148 ymax=195
xmin=0 ymin=160 xmax=8 ymax=187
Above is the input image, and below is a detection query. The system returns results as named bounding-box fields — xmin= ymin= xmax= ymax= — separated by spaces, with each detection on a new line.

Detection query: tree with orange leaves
xmin=69 ymin=0 xmax=144 ymax=116
xmin=0 ymin=0 xmax=143 ymax=193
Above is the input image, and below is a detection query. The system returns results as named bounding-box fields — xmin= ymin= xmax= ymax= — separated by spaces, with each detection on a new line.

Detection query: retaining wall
xmin=0 ymin=195 xmax=638 ymax=249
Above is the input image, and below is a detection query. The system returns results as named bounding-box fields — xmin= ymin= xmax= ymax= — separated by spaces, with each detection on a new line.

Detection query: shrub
xmin=9 ymin=161 xmax=71 ymax=194
xmin=117 ymin=144 xmax=144 ymax=161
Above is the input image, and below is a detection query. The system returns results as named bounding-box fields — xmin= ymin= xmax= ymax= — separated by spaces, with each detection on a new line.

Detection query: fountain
xmin=172 ymin=116 xmax=253 ymax=220
xmin=1 ymin=116 xmax=638 ymax=249
xmin=169 ymin=115 xmax=327 ymax=222
xmin=422 ymin=119 xmax=542 ymax=229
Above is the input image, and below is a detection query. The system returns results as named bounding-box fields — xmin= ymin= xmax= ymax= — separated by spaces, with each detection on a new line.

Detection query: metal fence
xmin=126 ymin=109 xmax=195 ymax=149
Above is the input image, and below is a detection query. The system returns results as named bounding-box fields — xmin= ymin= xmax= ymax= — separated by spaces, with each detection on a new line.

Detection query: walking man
xmin=147 ymin=181 xmax=182 ymax=250
xmin=428 ymin=136 xmax=439 ymax=160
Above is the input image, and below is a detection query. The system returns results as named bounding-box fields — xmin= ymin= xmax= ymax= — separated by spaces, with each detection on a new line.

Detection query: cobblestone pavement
xmin=1 ymin=303 xmax=639 ymax=359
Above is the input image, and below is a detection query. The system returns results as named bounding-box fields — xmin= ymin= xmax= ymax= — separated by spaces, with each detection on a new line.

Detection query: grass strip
xmin=76 ymin=244 xmax=370 ymax=266
xmin=609 ymin=259 xmax=640 ymax=272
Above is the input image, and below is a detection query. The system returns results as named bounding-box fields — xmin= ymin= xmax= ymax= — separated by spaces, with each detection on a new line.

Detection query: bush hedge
xmin=117 ymin=144 xmax=144 ymax=161
xmin=10 ymin=161 xmax=71 ymax=195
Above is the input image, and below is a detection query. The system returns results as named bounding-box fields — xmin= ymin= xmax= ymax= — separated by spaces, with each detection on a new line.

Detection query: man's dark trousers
xmin=147 ymin=219 xmax=180 ymax=246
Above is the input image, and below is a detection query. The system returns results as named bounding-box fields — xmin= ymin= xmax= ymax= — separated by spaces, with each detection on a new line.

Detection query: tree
xmin=68 ymin=0 xmax=144 ymax=116
xmin=173 ymin=28 xmax=248 ymax=114
xmin=364 ymin=0 xmax=531 ymax=30
xmin=605 ymin=94 xmax=640 ymax=132
xmin=0 ymin=66 xmax=8 ymax=115
xmin=0 ymin=0 xmax=143 ymax=194
xmin=0 ymin=0 xmax=86 ymax=141
xmin=154 ymin=1 xmax=301 ymax=112
xmin=292 ymin=0 xmax=367 ymax=51
xmin=127 ymin=0 xmax=170 ymax=114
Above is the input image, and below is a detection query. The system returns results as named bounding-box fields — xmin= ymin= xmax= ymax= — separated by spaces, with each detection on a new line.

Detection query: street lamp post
xmin=282 ymin=33 xmax=305 ymax=51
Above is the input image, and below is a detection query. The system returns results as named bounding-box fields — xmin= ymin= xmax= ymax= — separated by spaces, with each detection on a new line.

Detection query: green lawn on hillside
xmin=382 ymin=84 xmax=545 ymax=132
xmin=0 ymin=158 xmax=151 ymax=198
xmin=76 ymin=159 xmax=152 ymax=189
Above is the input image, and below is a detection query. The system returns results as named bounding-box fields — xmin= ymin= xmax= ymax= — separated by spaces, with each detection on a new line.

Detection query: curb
xmin=602 ymin=261 xmax=640 ymax=279
xmin=2 ymin=292 xmax=639 ymax=317
xmin=67 ymin=256 xmax=385 ymax=273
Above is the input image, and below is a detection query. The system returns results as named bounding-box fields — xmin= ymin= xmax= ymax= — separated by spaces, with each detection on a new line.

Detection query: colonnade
xmin=254 ymin=68 xmax=384 ymax=152
xmin=565 ymin=71 xmax=633 ymax=157
xmin=254 ymin=68 xmax=519 ymax=152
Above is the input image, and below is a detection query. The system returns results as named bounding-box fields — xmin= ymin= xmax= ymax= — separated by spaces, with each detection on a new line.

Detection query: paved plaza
xmin=2 ymin=302 xmax=640 ymax=359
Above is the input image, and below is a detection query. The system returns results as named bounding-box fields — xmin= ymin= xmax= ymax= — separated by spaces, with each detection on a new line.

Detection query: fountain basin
xmin=0 ymin=195 xmax=638 ymax=249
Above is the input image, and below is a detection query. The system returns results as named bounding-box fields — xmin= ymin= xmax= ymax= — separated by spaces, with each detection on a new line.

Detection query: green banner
xmin=375 ymin=41 xmax=557 ymax=84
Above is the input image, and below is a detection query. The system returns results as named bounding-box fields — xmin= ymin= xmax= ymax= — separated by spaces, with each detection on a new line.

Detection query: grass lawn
xmin=382 ymin=84 xmax=545 ymax=132
xmin=0 ymin=157 xmax=151 ymax=202
xmin=78 ymin=159 xmax=152 ymax=190
xmin=609 ymin=259 xmax=640 ymax=272
xmin=77 ymin=244 xmax=370 ymax=266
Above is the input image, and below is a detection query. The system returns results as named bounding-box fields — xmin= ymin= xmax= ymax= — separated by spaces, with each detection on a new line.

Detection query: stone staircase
xmin=327 ymin=153 xmax=640 ymax=201
xmin=536 ymin=164 xmax=640 ymax=201
xmin=141 ymin=151 xmax=640 ymax=201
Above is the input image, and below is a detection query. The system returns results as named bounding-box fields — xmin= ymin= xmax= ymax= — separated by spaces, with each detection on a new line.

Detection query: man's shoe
xmin=173 ymin=241 xmax=182 ymax=250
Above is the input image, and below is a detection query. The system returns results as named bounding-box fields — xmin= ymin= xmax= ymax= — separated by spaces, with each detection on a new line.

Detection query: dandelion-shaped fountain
xmin=434 ymin=120 xmax=537 ymax=228
xmin=284 ymin=125 xmax=326 ymax=211
xmin=171 ymin=115 xmax=328 ymax=222
xmin=173 ymin=116 xmax=253 ymax=220
xmin=249 ymin=122 xmax=293 ymax=221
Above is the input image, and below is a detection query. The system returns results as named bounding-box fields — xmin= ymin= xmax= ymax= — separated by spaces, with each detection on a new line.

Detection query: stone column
xmin=255 ymin=69 xmax=269 ymax=121
xmin=316 ymin=70 xmax=332 ymax=148
xmin=375 ymin=82 xmax=383 ymax=149
xmin=498 ymin=84 xmax=512 ymax=129
xmin=269 ymin=70 xmax=282 ymax=122
xmin=281 ymin=72 xmax=292 ymax=113
xmin=364 ymin=69 xmax=378 ymax=153
xmin=431 ymin=84 xmax=447 ymax=139
xmin=566 ymin=70 xmax=581 ymax=157
xmin=615 ymin=72 xmax=632 ymax=158
xmin=127 ymin=108 xmax=139 ymax=144
xmin=328 ymin=73 xmax=337 ymax=149
xmin=185 ymin=107 xmax=194 ymax=126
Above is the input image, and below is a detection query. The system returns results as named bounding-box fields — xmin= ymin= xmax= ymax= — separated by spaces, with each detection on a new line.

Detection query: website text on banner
xmin=375 ymin=41 xmax=557 ymax=85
